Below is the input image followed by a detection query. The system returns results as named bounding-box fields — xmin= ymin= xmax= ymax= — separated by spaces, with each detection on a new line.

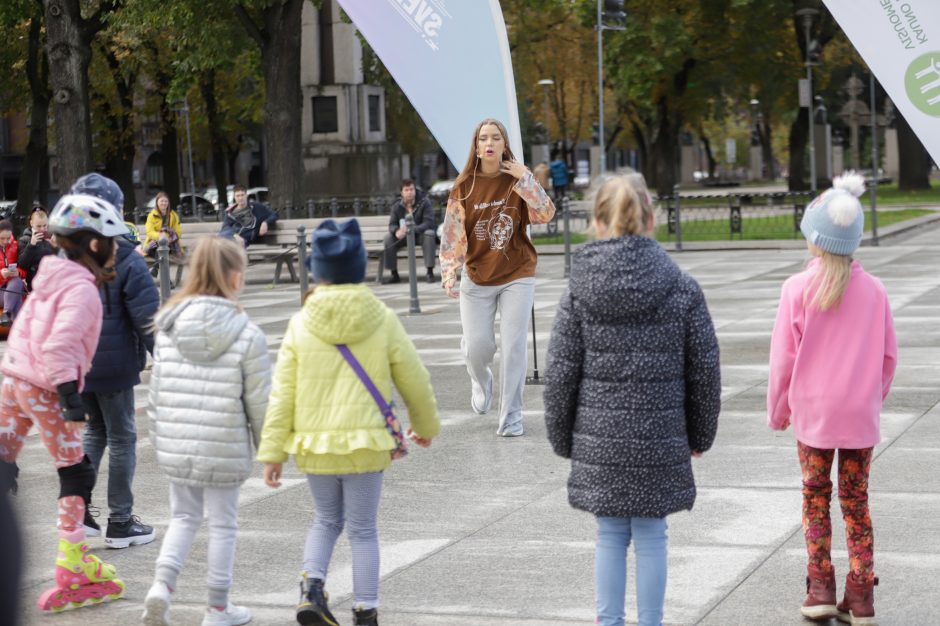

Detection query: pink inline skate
xmin=36 ymin=532 xmax=125 ymax=612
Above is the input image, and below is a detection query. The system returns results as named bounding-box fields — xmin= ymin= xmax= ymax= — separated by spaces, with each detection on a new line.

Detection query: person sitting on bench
xmin=383 ymin=179 xmax=436 ymax=284
xmin=220 ymin=185 xmax=278 ymax=248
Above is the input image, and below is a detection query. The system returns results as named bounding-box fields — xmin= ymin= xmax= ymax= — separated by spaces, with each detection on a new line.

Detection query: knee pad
xmin=0 ymin=461 xmax=18 ymax=496
xmin=57 ymin=454 xmax=96 ymax=504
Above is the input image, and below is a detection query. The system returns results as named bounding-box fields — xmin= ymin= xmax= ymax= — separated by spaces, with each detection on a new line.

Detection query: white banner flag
xmin=823 ymin=0 xmax=940 ymax=165
xmin=335 ymin=0 xmax=522 ymax=169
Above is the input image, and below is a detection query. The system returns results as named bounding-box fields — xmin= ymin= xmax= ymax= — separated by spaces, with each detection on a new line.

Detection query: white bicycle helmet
xmin=49 ymin=194 xmax=129 ymax=237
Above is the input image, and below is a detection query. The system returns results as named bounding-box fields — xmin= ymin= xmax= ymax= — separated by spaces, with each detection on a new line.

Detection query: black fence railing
xmin=656 ymin=190 xmax=815 ymax=244
xmin=133 ymin=195 xmax=447 ymax=226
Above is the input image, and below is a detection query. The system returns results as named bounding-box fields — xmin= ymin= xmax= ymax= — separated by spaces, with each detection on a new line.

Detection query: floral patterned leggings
xmin=0 ymin=377 xmax=86 ymax=532
xmin=798 ymin=442 xmax=874 ymax=584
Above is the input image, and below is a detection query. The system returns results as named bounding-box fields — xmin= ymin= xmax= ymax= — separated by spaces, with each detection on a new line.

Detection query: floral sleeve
xmin=439 ymin=196 xmax=468 ymax=291
xmin=514 ymin=171 xmax=556 ymax=224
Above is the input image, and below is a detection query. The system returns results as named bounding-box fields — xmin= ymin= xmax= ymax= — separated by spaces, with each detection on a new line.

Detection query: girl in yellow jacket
xmin=142 ymin=192 xmax=183 ymax=258
xmin=258 ymin=218 xmax=440 ymax=626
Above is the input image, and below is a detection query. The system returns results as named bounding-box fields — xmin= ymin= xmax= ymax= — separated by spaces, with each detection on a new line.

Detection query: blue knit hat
xmin=800 ymin=172 xmax=866 ymax=256
xmin=308 ymin=218 xmax=366 ymax=284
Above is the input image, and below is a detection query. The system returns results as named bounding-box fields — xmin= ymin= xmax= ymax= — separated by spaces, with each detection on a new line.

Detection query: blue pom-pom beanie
xmin=800 ymin=173 xmax=865 ymax=256
xmin=308 ymin=218 xmax=366 ymax=284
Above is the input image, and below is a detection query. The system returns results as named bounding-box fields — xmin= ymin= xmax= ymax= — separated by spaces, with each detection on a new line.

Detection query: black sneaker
xmin=426 ymin=269 xmax=435 ymax=284
xmin=352 ymin=607 xmax=379 ymax=626
xmin=296 ymin=573 xmax=339 ymax=626
xmin=0 ymin=313 xmax=11 ymax=327
xmin=83 ymin=505 xmax=102 ymax=537
xmin=106 ymin=515 xmax=156 ymax=548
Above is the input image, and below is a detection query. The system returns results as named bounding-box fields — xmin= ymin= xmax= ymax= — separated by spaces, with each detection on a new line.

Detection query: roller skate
xmin=36 ymin=531 xmax=125 ymax=612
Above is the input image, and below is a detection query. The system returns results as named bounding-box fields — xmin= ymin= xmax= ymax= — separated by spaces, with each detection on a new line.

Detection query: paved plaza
xmin=6 ymin=221 xmax=940 ymax=625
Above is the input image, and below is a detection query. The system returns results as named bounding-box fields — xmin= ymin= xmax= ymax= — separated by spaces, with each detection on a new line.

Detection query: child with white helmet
xmin=767 ymin=172 xmax=897 ymax=625
xmin=0 ymin=190 xmax=129 ymax=612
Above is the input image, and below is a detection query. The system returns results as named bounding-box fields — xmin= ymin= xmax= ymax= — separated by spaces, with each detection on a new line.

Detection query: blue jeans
xmin=82 ymin=389 xmax=137 ymax=522
xmin=596 ymin=517 xmax=668 ymax=626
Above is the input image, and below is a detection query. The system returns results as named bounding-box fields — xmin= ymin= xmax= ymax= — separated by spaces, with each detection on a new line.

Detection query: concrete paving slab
xmin=6 ymin=221 xmax=940 ymax=625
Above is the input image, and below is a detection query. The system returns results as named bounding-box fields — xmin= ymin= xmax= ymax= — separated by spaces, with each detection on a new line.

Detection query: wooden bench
xmin=152 ymin=216 xmax=398 ymax=286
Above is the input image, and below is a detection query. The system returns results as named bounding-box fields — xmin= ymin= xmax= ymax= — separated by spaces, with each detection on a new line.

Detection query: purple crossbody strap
xmin=336 ymin=344 xmax=393 ymax=415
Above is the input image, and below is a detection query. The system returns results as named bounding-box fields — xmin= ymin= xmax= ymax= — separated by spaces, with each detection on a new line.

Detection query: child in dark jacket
xmin=544 ymin=174 xmax=721 ymax=626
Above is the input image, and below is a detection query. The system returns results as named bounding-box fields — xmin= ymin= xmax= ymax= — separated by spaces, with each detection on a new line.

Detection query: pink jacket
xmin=1 ymin=255 xmax=103 ymax=392
xmin=767 ymin=259 xmax=897 ymax=449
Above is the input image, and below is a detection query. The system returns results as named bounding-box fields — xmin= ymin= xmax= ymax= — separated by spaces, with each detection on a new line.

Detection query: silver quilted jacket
xmin=148 ymin=295 xmax=271 ymax=488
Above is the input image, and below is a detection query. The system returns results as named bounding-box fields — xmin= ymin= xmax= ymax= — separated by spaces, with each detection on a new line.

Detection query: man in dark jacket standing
xmin=220 ymin=184 xmax=278 ymax=247
xmin=382 ymin=179 xmax=437 ymax=284
xmin=71 ymin=173 xmax=160 ymax=548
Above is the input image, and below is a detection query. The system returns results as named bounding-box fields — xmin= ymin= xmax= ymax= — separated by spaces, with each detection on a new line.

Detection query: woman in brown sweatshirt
xmin=439 ymin=118 xmax=555 ymax=436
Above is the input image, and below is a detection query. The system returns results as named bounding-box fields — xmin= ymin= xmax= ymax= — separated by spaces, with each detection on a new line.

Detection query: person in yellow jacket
xmin=258 ymin=218 xmax=440 ymax=626
xmin=142 ymin=192 xmax=183 ymax=259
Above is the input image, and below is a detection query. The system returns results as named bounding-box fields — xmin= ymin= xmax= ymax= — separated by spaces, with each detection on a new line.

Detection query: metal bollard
xmin=330 ymin=197 xmax=338 ymax=219
xmin=353 ymin=198 xmax=361 ymax=217
xmin=297 ymin=225 xmax=309 ymax=303
xmin=562 ymin=195 xmax=572 ymax=278
xmin=405 ymin=213 xmax=421 ymax=314
xmin=673 ymin=184 xmax=683 ymax=251
xmin=157 ymin=236 xmax=172 ymax=302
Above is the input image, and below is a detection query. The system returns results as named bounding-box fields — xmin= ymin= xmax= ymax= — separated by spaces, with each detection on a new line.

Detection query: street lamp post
xmin=538 ymin=78 xmax=554 ymax=145
xmin=596 ymin=1 xmax=626 ymax=175
xmin=796 ymin=8 xmax=819 ymax=193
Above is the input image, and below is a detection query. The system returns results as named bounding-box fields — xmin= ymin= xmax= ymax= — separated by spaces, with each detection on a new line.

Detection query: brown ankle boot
xmin=801 ymin=566 xmax=838 ymax=621
xmin=836 ymin=576 xmax=878 ymax=625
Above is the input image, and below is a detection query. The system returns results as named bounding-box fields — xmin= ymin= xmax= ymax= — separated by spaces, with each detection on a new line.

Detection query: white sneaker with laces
xmin=141 ymin=581 xmax=172 ymax=626
xmin=470 ymin=369 xmax=493 ymax=415
xmin=201 ymin=603 xmax=252 ymax=626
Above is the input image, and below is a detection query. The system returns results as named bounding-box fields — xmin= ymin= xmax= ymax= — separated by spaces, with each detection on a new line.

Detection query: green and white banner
xmin=823 ymin=0 xmax=939 ymax=165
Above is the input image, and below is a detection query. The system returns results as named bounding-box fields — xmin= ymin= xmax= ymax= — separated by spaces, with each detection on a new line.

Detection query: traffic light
xmin=602 ymin=0 xmax=627 ymax=30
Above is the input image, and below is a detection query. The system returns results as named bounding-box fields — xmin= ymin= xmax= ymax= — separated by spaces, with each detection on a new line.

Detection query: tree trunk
xmin=237 ymin=0 xmax=304 ymax=210
xmin=759 ymin=111 xmax=775 ymax=180
xmin=896 ymin=110 xmax=931 ymax=191
xmin=151 ymin=54 xmax=180 ymax=209
xmin=787 ymin=107 xmax=810 ymax=191
xmin=701 ymin=134 xmax=716 ymax=179
xmin=200 ymin=69 xmax=230 ymax=212
xmin=44 ymin=0 xmax=95 ymax=189
xmin=650 ymin=98 xmax=680 ymax=197
xmin=17 ymin=11 xmax=50 ymax=216
xmin=98 ymin=45 xmax=138 ymax=214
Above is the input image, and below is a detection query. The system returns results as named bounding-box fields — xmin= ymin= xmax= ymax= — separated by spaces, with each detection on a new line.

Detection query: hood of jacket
xmin=569 ymin=236 xmax=681 ymax=320
xmin=302 ymin=283 xmax=387 ymax=346
xmin=155 ymin=296 xmax=248 ymax=362
xmin=31 ymin=254 xmax=97 ymax=303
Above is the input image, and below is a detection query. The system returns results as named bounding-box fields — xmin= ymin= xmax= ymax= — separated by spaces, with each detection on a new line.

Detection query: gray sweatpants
xmin=459 ymin=275 xmax=536 ymax=434
xmin=154 ymin=482 xmax=240 ymax=608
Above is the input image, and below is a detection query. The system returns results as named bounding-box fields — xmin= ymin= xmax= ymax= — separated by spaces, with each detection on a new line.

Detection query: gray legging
xmin=382 ymin=231 xmax=437 ymax=274
xmin=304 ymin=472 xmax=384 ymax=610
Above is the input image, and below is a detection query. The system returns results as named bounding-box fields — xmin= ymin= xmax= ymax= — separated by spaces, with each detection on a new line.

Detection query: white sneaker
xmin=201 ymin=603 xmax=252 ymax=626
xmin=470 ymin=369 xmax=493 ymax=415
xmin=141 ymin=581 xmax=172 ymax=626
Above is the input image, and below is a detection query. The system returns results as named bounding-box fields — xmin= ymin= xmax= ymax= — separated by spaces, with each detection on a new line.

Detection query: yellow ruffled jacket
xmin=257 ymin=284 xmax=440 ymax=474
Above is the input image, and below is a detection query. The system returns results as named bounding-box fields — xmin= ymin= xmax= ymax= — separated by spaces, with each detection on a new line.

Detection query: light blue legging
xmin=595 ymin=516 xmax=668 ymax=626
xmin=304 ymin=472 xmax=384 ymax=609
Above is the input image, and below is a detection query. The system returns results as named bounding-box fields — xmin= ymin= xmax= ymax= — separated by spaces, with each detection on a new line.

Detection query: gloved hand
xmin=56 ymin=381 xmax=86 ymax=422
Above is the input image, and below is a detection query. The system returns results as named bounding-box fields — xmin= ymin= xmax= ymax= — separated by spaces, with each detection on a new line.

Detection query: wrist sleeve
xmin=56 ymin=381 xmax=85 ymax=422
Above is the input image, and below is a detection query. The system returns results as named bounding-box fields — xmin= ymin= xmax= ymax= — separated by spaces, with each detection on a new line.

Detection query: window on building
xmin=368 ymin=95 xmax=381 ymax=132
xmin=313 ymin=96 xmax=338 ymax=133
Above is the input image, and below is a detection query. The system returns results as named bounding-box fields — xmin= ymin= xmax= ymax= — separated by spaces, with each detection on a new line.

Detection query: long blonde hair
xmin=593 ymin=176 xmax=655 ymax=237
xmin=158 ymin=236 xmax=247 ymax=313
xmin=453 ymin=118 xmax=517 ymax=201
xmin=804 ymin=246 xmax=852 ymax=311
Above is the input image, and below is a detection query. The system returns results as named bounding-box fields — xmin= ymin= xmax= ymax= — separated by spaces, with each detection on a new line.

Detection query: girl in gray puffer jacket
xmin=143 ymin=236 xmax=271 ymax=626
xmin=544 ymin=174 xmax=720 ymax=626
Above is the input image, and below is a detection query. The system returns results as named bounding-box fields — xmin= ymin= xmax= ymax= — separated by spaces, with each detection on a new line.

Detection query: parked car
xmin=177 ymin=193 xmax=216 ymax=216
xmin=427 ymin=180 xmax=455 ymax=205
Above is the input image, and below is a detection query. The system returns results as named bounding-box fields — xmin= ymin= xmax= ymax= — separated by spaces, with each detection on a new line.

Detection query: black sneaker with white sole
xmin=83 ymin=506 xmax=102 ymax=537
xmin=106 ymin=515 xmax=156 ymax=548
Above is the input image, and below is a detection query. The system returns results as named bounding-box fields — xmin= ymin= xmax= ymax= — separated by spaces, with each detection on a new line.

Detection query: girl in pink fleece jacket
xmin=767 ymin=172 xmax=896 ymax=626
xmin=0 ymin=190 xmax=131 ymax=613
